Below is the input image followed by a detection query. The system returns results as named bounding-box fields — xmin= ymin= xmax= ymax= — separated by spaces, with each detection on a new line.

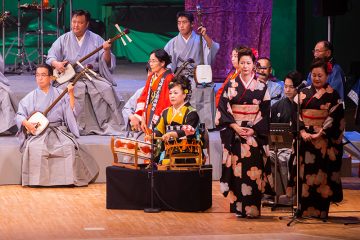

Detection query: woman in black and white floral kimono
xmin=216 ymin=47 xmax=274 ymax=218
xmin=287 ymin=59 xmax=344 ymax=219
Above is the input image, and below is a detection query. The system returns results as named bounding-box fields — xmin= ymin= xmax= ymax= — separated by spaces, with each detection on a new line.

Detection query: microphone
xmin=296 ymin=80 xmax=308 ymax=91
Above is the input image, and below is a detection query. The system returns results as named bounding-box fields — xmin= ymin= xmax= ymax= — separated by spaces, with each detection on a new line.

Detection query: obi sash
xmin=301 ymin=109 xmax=328 ymax=126
xmin=231 ymin=104 xmax=259 ymax=122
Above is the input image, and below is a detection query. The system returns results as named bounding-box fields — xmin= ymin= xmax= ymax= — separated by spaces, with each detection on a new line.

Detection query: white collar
xmin=181 ymin=32 xmax=192 ymax=43
xmin=76 ymin=34 xmax=85 ymax=47
xmin=240 ymin=73 xmax=255 ymax=89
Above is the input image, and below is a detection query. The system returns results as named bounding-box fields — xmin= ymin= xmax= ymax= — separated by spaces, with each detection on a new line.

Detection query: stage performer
xmin=164 ymin=11 xmax=219 ymax=129
xmin=132 ymin=49 xmax=173 ymax=133
xmin=287 ymin=59 xmax=344 ymax=219
xmin=216 ymin=47 xmax=274 ymax=218
xmin=270 ymin=71 xmax=302 ymax=196
xmin=256 ymin=57 xmax=284 ymax=106
xmin=153 ymin=75 xmax=199 ymax=142
xmin=215 ymin=46 xmax=245 ymax=107
xmin=306 ymin=40 xmax=345 ymax=100
xmin=46 ymin=9 xmax=124 ymax=135
xmin=15 ymin=64 xmax=99 ymax=186
xmin=0 ymin=53 xmax=17 ymax=135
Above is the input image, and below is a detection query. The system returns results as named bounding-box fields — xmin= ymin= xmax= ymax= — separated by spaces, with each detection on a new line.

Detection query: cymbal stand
xmin=5 ymin=0 xmax=33 ymax=74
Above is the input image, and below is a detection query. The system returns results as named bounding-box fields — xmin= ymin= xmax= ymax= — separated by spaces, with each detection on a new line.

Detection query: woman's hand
xmin=162 ymin=132 xmax=177 ymax=142
xmin=310 ymin=129 xmax=323 ymax=140
xmin=231 ymin=124 xmax=254 ymax=137
xmin=239 ymin=127 xmax=254 ymax=137
xmin=140 ymin=121 xmax=148 ymax=133
xmin=129 ymin=115 xmax=141 ymax=131
xmin=300 ymin=130 xmax=312 ymax=142
xmin=182 ymin=125 xmax=195 ymax=136
xmin=144 ymin=134 xmax=152 ymax=142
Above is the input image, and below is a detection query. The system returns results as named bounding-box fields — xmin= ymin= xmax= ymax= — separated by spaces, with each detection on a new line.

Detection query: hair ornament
xmin=251 ymin=48 xmax=259 ymax=59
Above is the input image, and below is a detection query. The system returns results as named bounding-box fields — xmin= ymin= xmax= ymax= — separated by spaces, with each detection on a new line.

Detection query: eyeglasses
xmin=257 ymin=66 xmax=271 ymax=70
xmin=312 ymin=49 xmax=327 ymax=54
xmin=35 ymin=73 xmax=50 ymax=77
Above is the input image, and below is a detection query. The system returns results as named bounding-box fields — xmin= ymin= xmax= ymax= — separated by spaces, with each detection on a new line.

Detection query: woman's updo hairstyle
xmin=149 ymin=48 xmax=172 ymax=67
xmin=237 ymin=47 xmax=256 ymax=63
xmin=310 ymin=58 xmax=330 ymax=75
xmin=168 ymin=75 xmax=192 ymax=101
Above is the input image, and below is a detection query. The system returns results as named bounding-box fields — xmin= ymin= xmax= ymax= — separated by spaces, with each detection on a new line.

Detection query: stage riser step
xmin=0 ymin=133 xmax=223 ymax=185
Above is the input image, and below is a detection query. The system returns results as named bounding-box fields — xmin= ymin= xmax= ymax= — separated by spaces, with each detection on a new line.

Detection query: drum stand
xmin=5 ymin=0 xmax=33 ymax=74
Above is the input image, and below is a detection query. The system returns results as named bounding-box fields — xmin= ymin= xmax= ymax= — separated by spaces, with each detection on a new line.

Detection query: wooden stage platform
xmin=0 ymin=179 xmax=359 ymax=240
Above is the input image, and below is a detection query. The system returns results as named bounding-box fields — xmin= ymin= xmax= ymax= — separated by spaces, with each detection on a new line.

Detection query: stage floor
xmin=0 ymin=179 xmax=359 ymax=240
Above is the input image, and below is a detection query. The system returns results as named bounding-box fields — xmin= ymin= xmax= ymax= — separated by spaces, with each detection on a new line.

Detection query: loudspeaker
xmin=313 ymin=0 xmax=349 ymax=16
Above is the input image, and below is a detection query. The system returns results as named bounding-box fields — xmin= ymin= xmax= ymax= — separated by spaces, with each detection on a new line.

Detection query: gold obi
xmin=301 ymin=109 xmax=328 ymax=126
xmin=231 ymin=104 xmax=259 ymax=122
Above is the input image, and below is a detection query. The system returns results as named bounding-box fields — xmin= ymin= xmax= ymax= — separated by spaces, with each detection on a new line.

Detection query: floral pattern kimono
xmin=288 ymin=84 xmax=344 ymax=219
xmin=216 ymin=75 xmax=274 ymax=218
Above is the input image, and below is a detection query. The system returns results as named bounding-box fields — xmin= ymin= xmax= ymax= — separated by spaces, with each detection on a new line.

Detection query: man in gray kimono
xmin=46 ymin=9 xmax=124 ymax=135
xmin=0 ymin=54 xmax=17 ymax=135
xmin=164 ymin=11 xmax=220 ymax=129
xmin=15 ymin=64 xmax=99 ymax=186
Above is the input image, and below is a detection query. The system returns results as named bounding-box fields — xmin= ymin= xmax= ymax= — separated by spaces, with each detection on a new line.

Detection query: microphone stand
xmin=144 ymin=123 xmax=161 ymax=213
xmin=287 ymin=87 xmax=302 ymax=226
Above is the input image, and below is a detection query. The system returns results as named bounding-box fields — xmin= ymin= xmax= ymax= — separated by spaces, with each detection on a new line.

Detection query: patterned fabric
xmin=216 ymin=75 xmax=274 ymax=218
xmin=288 ymin=84 xmax=344 ymax=219
xmin=185 ymin=0 xmax=272 ymax=80
xmin=154 ymin=102 xmax=199 ymax=139
xmin=216 ymin=70 xmax=240 ymax=107
xmin=306 ymin=63 xmax=345 ymax=100
xmin=135 ymin=69 xmax=174 ymax=129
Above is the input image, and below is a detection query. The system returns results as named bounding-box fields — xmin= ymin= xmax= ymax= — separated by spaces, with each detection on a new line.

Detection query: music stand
xmin=268 ymin=123 xmax=293 ymax=210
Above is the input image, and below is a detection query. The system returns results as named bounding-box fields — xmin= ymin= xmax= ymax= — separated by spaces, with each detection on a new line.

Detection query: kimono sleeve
xmin=134 ymin=76 xmax=152 ymax=120
xmin=154 ymin=74 xmax=172 ymax=118
xmin=252 ymin=88 xmax=270 ymax=144
xmin=15 ymin=98 xmax=29 ymax=130
xmin=322 ymin=92 xmax=344 ymax=140
xmin=215 ymin=81 xmax=236 ymax=127
xmin=176 ymin=110 xmax=200 ymax=139
xmin=46 ymin=37 xmax=64 ymax=66
xmin=154 ymin=111 xmax=166 ymax=137
xmin=62 ymin=96 xmax=80 ymax=138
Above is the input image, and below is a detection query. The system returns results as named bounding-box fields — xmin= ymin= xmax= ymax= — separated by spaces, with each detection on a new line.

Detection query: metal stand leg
xmin=5 ymin=0 xmax=34 ymax=74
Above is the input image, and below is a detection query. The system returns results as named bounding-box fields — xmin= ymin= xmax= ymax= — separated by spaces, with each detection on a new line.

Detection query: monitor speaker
xmin=313 ymin=0 xmax=349 ymax=16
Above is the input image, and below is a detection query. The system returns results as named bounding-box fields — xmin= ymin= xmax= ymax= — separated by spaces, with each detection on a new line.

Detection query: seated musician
xmin=0 ymin=54 xmax=17 ymax=135
xmin=269 ymin=71 xmax=302 ymax=197
xmin=151 ymin=76 xmax=200 ymax=163
xmin=46 ymin=9 xmax=124 ymax=136
xmin=15 ymin=64 xmax=99 ymax=187
xmin=132 ymin=49 xmax=174 ymax=133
